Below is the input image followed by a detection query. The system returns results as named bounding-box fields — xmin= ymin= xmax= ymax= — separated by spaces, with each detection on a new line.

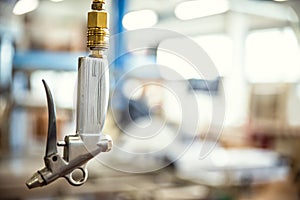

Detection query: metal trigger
xmin=42 ymin=80 xmax=58 ymax=159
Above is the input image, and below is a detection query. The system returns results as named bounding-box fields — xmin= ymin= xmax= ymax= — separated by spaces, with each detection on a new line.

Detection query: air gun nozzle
xmin=26 ymin=172 xmax=45 ymax=189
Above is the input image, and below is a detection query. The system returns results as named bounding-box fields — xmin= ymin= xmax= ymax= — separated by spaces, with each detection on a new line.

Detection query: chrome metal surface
xmin=42 ymin=80 xmax=58 ymax=157
xmin=26 ymin=79 xmax=112 ymax=189
xmin=76 ymin=56 xmax=109 ymax=134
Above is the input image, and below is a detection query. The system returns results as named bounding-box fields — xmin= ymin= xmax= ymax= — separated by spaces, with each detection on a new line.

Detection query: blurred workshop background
xmin=1 ymin=0 xmax=300 ymax=199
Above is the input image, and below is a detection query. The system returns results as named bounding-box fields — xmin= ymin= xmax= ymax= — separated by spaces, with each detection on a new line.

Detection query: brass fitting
xmin=87 ymin=0 xmax=109 ymax=50
xmin=91 ymin=0 xmax=105 ymax=10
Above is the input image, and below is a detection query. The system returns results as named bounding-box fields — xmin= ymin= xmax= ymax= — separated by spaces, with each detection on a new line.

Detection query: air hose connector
xmin=87 ymin=0 xmax=109 ymax=50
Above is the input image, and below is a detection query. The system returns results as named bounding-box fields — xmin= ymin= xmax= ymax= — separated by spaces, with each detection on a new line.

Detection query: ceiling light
xmin=50 ymin=0 xmax=64 ymax=2
xmin=122 ymin=10 xmax=158 ymax=30
xmin=175 ymin=0 xmax=229 ymax=20
xmin=13 ymin=0 xmax=39 ymax=15
xmin=273 ymin=0 xmax=288 ymax=2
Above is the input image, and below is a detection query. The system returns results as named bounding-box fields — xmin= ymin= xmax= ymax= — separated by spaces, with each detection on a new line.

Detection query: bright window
xmin=193 ymin=34 xmax=233 ymax=77
xmin=246 ymin=27 xmax=300 ymax=83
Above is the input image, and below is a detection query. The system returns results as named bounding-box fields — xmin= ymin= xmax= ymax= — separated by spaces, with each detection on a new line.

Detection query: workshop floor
xmin=238 ymin=176 xmax=298 ymax=200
